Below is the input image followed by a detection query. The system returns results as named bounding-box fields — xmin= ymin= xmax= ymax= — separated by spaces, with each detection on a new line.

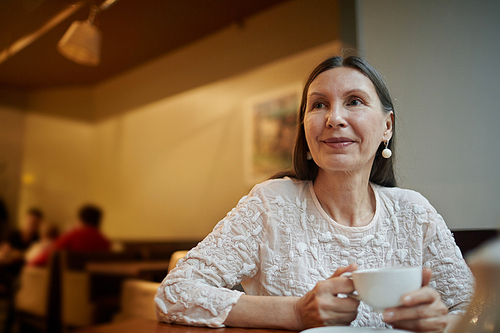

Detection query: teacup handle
xmin=339 ymin=272 xmax=360 ymax=301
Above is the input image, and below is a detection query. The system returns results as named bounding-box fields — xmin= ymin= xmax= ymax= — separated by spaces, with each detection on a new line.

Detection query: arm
xmin=382 ymin=209 xmax=474 ymax=332
xmin=224 ymin=295 xmax=301 ymax=330
xmin=444 ymin=313 xmax=463 ymax=333
xmin=224 ymin=264 xmax=359 ymax=330
xmin=28 ymin=230 xmax=73 ymax=266
xmin=155 ymin=193 xmax=265 ymax=327
xmin=0 ymin=242 xmax=24 ymax=264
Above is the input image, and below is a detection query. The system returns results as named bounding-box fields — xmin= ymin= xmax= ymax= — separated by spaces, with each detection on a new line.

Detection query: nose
xmin=326 ymin=104 xmax=347 ymax=128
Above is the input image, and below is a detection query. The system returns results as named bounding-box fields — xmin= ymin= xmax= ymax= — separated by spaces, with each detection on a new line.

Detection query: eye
xmin=312 ymin=101 xmax=327 ymax=109
xmin=346 ymin=97 xmax=364 ymax=107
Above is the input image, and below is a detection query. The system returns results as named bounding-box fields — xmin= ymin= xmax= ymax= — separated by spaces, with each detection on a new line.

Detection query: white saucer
xmin=302 ymin=326 xmax=410 ymax=333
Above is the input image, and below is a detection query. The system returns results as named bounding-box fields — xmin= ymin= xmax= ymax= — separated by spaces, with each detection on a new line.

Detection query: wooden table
xmin=76 ymin=318 xmax=294 ymax=333
xmin=85 ymin=260 xmax=169 ymax=307
xmin=86 ymin=260 xmax=169 ymax=279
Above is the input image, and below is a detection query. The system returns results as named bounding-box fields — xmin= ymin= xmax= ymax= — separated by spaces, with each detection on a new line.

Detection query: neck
xmin=313 ymin=170 xmax=375 ymax=227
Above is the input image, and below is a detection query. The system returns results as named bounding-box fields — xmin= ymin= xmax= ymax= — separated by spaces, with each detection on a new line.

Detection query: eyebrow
xmin=343 ymin=89 xmax=370 ymax=97
xmin=307 ymin=89 xmax=371 ymax=99
xmin=307 ymin=92 xmax=326 ymax=99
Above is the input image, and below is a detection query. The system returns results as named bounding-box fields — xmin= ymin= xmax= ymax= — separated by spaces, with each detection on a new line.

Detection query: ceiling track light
xmin=57 ymin=0 xmax=119 ymax=66
xmin=0 ymin=1 xmax=86 ymax=65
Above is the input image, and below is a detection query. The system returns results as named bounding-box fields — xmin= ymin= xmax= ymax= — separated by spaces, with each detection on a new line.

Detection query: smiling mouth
xmin=322 ymin=137 xmax=355 ymax=148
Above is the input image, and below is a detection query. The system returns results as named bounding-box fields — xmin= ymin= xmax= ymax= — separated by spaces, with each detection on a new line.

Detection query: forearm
xmin=224 ymin=294 xmax=302 ymax=330
xmin=444 ymin=313 xmax=463 ymax=333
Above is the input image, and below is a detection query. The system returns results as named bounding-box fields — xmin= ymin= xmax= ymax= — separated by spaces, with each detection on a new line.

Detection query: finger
xmin=322 ymin=311 xmax=359 ymax=326
xmin=331 ymin=263 xmax=358 ymax=278
xmin=389 ymin=315 xmax=449 ymax=333
xmin=320 ymin=298 xmax=360 ymax=326
xmin=383 ymin=302 xmax=448 ymax=323
xmin=317 ymin=275 xmax=357 ymax=296
xmin=383 ymin=293 xmax=448 ymax=323
xmin=422 ymin=267 xmax=432 ymax=286
xmin=330 ymin=295 xmax=360 ymax=312
xmin=400 ymin=286 xmax=441 ymax=307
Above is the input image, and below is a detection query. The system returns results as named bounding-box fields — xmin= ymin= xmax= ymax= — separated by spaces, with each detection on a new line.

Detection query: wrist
xmin=290 ymin=297 xmax=304 ymax=331
xmin=444 ymin=313 xmax=462 ymax=333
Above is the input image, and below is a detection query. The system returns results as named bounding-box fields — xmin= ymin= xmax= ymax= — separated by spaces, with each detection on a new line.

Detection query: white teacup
xmin=344 ymin=266 xmax=422 ymax=312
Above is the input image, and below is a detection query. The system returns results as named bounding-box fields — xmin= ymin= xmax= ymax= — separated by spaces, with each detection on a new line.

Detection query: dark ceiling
xmin=0 ymin=0 xmax=290 ymax=91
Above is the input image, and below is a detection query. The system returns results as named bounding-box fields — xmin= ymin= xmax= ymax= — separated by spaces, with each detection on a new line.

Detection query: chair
xmin=14 ymin=252 xmax=62 ymax=333
xmin=113 ymin=279 xmax=160 ymax=321
xmin=167 ymin=250 xmax=188 ymax=272
xmin=14 ymin=266 xmax=50 ymax=319
xmin=1 ymin=261 xmax=24 ymax=333
xmin=452 ymin=229 xmax=499 ymax=256
xmin=59 ymin=250 xmax=141 ymax=330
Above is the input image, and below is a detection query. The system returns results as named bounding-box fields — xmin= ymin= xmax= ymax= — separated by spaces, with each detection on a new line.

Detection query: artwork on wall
xmin=244 ymin=83 xmax=302 ymax=186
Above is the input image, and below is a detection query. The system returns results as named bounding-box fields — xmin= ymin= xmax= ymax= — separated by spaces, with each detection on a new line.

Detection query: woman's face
xmin=304 ymin=67 xmax=393 ymax=176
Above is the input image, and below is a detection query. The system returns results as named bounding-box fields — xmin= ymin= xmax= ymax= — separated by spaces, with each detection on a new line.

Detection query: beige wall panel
xmin=19 ymin=114 xmax=93 ymax=228
xmin=92 ymin=41 xmax=342 ymax=240
xmin=0 ymin=107 xmax=24 ymax=226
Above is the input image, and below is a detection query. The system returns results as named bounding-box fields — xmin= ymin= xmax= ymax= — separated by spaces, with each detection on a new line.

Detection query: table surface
xmin=86 ymin=260 xmax=169 ymax=276
xmin=76 ymin=318 xmax=294 ymax=333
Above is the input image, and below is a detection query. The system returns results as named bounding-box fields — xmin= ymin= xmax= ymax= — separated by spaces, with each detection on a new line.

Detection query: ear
xmin=382 ymin=111 xmax=394 ymax=141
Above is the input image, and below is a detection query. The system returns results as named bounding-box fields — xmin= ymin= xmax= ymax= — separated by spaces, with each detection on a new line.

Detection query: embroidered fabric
xmin=155 ymin=178 xmax=474 ymax=328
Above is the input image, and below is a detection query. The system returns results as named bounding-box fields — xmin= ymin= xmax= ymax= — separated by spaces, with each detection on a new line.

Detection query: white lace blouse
xmin=155 ymin=178 xmax=474 ymax=328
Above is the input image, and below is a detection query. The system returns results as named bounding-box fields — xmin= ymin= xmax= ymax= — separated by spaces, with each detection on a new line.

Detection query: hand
xmin=383 ymin=268 xmax=449 ymax=332
xmin=294 ymin=263 xmax=360 ymax=329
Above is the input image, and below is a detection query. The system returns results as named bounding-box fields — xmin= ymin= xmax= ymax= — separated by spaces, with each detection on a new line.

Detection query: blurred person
xmin=0 ymin=208 xmax=43 ymax=265
xmin=29 ymin=204 xmax=110 ymax=267
xmin=24 ymin=222 xmax=59 ymax=263
xmin=0 ymin=198 xmax=8 ymax=240
xmin=0 ymin=207 xmax=42 ymax=333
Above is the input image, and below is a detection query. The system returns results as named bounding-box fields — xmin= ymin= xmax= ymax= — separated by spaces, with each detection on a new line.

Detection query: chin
xmin=317 ymin=158 xmax=369 ymax=174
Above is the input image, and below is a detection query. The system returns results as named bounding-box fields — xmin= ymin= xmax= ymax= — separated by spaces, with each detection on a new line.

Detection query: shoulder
xmin=374 ymin=185 xmax=446 ymax=234
xmin=250 ymin=177 xmax=310 ymax=199
xmin=229 ymin=178 xmax=309 ymax=214
xmin=256 ymin=177 xmax=308 ymax=190
xmin=375 ymin=184 xmax=433 ymax=208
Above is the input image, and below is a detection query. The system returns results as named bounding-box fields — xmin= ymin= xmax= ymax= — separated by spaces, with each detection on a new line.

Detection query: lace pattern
xmin=155 ymin=178 xmax=474 ymax=328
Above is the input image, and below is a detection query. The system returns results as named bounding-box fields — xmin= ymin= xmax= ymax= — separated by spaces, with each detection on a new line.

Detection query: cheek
xmin=303 ymin=117 xmax=317 ymax=147
xmin=356 ymin=115 xmax=386 ymax=142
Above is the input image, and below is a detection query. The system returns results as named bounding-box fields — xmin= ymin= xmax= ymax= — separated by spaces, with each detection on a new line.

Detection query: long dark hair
xmin=274 ymin=55 xmax=396 ymax=187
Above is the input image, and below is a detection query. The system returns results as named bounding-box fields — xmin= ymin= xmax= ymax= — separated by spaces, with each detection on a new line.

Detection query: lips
xmin=322 ymin=137 xmax=355 ymax=148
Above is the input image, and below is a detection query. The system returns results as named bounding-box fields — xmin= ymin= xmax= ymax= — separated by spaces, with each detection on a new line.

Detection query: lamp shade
xmin=57 ymin=21 xmax=102 ymax=66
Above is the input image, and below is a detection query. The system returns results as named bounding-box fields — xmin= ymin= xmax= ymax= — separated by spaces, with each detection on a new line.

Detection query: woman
xmin=155 ymin=56 xmax=474 ymax=332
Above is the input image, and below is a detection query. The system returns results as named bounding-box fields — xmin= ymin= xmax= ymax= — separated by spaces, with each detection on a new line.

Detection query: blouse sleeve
xmin=155 ymin=186 xmax=266 ymax=327
xmin=421 ymin=205 xmax=474 ymax=316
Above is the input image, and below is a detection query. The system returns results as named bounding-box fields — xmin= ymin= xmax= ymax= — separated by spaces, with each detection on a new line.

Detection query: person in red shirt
xmin=29 ymin=204 xmax=110 ymax=266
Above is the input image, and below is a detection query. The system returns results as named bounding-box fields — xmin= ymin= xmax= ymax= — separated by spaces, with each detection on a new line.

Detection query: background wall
xmin=19 ymin=113 xmax=93 ymax=228
xmin=3 ymin=0 xmax=498 ymax=240
xmin=13 ymin=0 xmax=344 ymax=239
xmin=89 ymin=43 xmax=341 ymax=239
xmin=0 ymin=107 xmax=24 ymax=225
xmin=357 ymin=0 xmax=500 ymax=229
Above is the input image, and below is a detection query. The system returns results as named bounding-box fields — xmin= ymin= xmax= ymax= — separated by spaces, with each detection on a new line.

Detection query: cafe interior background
xmin=1 ymin=0 xmax=499 ymax=243
xmin=0 ymin=0 xmax=499 ymax=286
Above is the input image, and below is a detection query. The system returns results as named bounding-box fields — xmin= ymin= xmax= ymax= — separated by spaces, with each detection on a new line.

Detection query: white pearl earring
xmin=306 ymin=151 xmax=312 ymax=160
xmin=382 ymin=139 xmax=392 ymax=159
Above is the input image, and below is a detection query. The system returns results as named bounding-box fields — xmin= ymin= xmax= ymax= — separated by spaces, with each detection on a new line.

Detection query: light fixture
xmin=57 ymin=0 xmax=119 ymax=66
xmin=57 ymin=5 xmax=101 ymax=66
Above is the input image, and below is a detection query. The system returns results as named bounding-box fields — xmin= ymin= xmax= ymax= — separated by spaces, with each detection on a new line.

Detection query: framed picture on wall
xmin=244 ymin=83 xmax=302 ymax=186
